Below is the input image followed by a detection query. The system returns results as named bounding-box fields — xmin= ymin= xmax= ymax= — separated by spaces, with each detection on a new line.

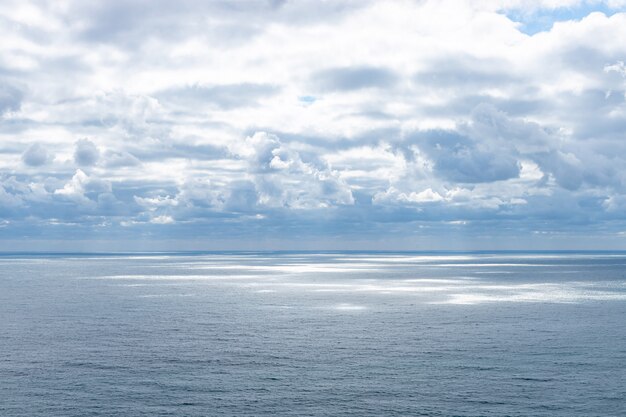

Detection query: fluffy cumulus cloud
xmin=22 ymin=144 xmax=49 ymax=167
xmin=74 ymin=139 xmax=100 ymax=166
xmin=1 ymin=0 xmax=626 ymax=249
xmin=234 ymin=132 xmax=354 ymax=209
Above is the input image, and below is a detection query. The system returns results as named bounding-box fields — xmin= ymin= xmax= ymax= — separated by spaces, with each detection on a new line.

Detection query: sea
xmin=1 ymin=251 xmax=625 ymax=416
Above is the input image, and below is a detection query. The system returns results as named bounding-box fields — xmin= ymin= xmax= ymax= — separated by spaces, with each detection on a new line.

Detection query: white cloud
xmin=408 ymin=188 xmax=446 ymax=203
xmin=53 ymin=169 xmax=113 ymax=210
xmin=134 ymin=195 xmax=178 ymax=209
xmin=150 ymin=215 xmax=174 ymax=224
xmin=54 ymin=169 xmax=90 ymax=197
xmin=234 ymin=132 xmax=355 ymax=209
xmin=1 ymin=0 xmax=626 ymax=245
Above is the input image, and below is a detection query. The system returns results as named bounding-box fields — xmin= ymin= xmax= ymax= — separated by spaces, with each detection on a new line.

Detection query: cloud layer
xmin=1 ymin=0 xmax=626 ymax=249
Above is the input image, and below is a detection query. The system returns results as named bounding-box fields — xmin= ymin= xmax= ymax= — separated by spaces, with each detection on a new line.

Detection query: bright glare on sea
xmin=1 ymin=252 xmax=625 ymax=416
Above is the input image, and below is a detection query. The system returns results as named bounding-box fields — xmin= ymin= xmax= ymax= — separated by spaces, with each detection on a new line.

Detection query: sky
xmin=2 ymin=0 xmax=626 ymax=251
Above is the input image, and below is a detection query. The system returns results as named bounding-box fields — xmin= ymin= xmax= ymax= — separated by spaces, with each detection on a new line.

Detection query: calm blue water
xmin=1 ymin=252 xmax=625 ymax=416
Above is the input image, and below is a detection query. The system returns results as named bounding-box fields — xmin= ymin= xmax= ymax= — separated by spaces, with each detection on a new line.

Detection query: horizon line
xmin=2 ymin=249 xmax=626 ymax=256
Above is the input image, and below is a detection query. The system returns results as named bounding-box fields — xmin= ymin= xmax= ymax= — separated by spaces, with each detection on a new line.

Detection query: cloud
xmin=312 ymin=66 xmax=398 ymax=92
xmin=235 ymin=132 xmax=355 ymax=209
xmin=74 ymin=139 xmax=100 ymax=166
xmin=413 ymin=56 xmax=518 ymax=90
xmin=422 ymin=132 xmax=521 ymax=183
xmin=408 ymin=105 xmax=525 ymax=184
xmin=157 ymin=83 xmax=280 ymax=110
xmin=0 ymin=84 xmax=23 ymax=115
xmin=2 ymin=0 xmax=626 ymax=247
xmin=71 ymin=0 xmax=370 ymax=46
xmin=103 ymin=150 xmax=140 ymax=167
xmin=22 ymin=144 xmax=49 ymax=167
xmin=54 ymin=169 xmax=111 ymax=200
xmin=150 ymin=214 xmax=174 ymax=224
xmin=605 ymin=60 xmax=626 ymax=76
xmin=0 ymin=182 xmax=24 ymax=210
xmin=373 ymin=186 xmax=445 ymax=204
xmin=134 ymin=195 xmax=178 ymax=209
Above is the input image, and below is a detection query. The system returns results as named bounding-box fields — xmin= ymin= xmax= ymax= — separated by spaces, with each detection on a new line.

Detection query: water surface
xmin=1 ymin=252 xmax=625 ymax=416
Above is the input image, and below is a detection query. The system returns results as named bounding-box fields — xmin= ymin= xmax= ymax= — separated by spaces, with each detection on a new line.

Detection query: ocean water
xmin=1 ymin=252 xmax=625 ymax=416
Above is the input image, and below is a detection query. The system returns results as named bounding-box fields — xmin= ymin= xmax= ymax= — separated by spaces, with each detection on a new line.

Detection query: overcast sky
xmin=2 ymin=0 xmax=626 ymax=251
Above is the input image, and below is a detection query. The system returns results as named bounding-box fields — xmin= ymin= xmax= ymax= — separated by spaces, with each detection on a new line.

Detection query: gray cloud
xmin=430 ymin=141 xmax=520 ymax=183
xmin=312 ymin=66 xmax=398 ymax=92
xmin=0 ymin=83 xmax=23 ymax=115
xmin=22 ymin=144 xmax=49 ymax=167
xmin=74 ymin=139 xmax=100 ymax=166
xmin=72 ymin=0 xmax=370 ymax=48
xmin=408 ymin=105 xmax=526 ymax=183
xmin=103 ymin=150 xmax=140 ymax=167
xmin=413 ymin=56 xmax=518 ymax=89
xmin=157 ymin=83 xmax=279 ymax=110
